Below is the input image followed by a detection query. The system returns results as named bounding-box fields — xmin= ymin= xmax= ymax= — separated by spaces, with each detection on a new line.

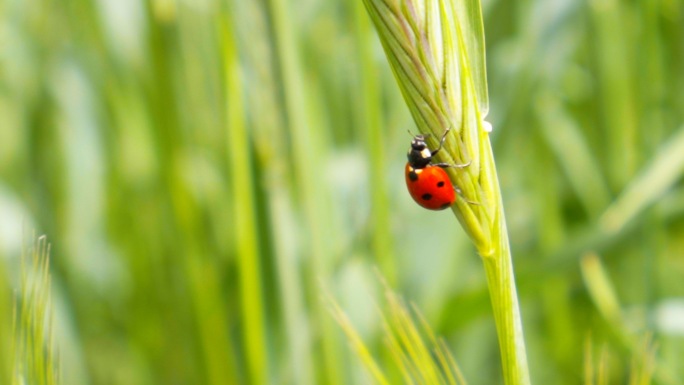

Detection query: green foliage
xmin=12 ymin=236 xmax=60 ymax=385
xmin=0 ymin=0 xmax=683 ymax=384
xmin=329 ymin=284 xmax=467 ymax=385
xmin=0 ymin=256 xmax=11 ymax=385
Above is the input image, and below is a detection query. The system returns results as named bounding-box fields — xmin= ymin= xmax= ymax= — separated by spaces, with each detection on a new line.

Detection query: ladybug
xmin=405 ymin=129 xmax=466 ymax=210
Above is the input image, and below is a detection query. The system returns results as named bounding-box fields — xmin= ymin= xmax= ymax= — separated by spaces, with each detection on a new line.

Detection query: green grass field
xmin=1 ymin=0 xmax=683 ymax=384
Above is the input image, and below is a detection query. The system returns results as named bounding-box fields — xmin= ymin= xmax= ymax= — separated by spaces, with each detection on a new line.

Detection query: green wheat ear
xmin=362 ymin=0 xmax=530 ymax=384
xmin=329 ymin=285 xmax=467 ymax=385
xmin=14 ymin=235 xmax=60 ymax=385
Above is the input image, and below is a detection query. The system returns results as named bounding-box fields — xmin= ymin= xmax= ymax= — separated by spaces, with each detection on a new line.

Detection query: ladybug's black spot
xmin=437 ymin=181 xmax=445 ymax=188
xmin=421 ymin=193 xmax=433 ymax=201
xmin=440 ymin=202 xmax=451 ymax=209
xmin=408 ymin=171 xmax=418 ymax=182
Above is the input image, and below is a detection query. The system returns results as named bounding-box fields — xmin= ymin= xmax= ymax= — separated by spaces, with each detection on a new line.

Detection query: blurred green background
xmin=1 ymin=0 xmax=683 ymax=384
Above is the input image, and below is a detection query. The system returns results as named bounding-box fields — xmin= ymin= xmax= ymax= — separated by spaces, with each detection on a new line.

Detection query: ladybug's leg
xmin=434 ymin=160 xmax=471 ymax=169
xmin=429 ymin=126 xmax=451 ymax=156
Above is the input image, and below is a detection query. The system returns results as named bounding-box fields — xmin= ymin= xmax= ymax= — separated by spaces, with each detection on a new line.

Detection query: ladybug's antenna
xmin=406 ymin=128 xmax=433 ymax=139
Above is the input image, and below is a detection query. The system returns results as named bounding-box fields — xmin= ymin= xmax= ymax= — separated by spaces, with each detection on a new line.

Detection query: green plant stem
xmin=478 ymin=136 xmax=530 ymax=385
xmin=482 ymin=221 xmax=530 ymax=385
xmin=267 ymin=0 xmax=344 ymax=382
xmin=461 ymin=64 xmax=530 ymax=385
xmin=223 ymin=17 xmax=268 ymax=385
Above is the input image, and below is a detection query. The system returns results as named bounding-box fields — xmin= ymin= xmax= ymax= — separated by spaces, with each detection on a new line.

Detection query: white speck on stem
xmin=483 ymin=121 xmax=493 ymax=133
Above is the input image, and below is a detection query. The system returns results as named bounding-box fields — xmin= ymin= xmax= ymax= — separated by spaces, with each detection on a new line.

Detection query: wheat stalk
xmin=362 ymin=0 xmax=531 ymax=383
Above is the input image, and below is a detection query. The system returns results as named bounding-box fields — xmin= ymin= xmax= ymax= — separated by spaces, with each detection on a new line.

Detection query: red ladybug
xmin=405 ymin=129 xmax=464 ymax=210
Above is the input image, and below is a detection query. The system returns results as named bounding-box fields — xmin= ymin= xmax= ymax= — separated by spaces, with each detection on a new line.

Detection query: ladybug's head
xmin=407 ymin=135 xmax=432 ymax=169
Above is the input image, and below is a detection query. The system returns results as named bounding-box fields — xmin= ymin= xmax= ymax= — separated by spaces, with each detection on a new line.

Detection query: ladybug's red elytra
xmin=404 ymin=128 xmax=467 ymax=210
